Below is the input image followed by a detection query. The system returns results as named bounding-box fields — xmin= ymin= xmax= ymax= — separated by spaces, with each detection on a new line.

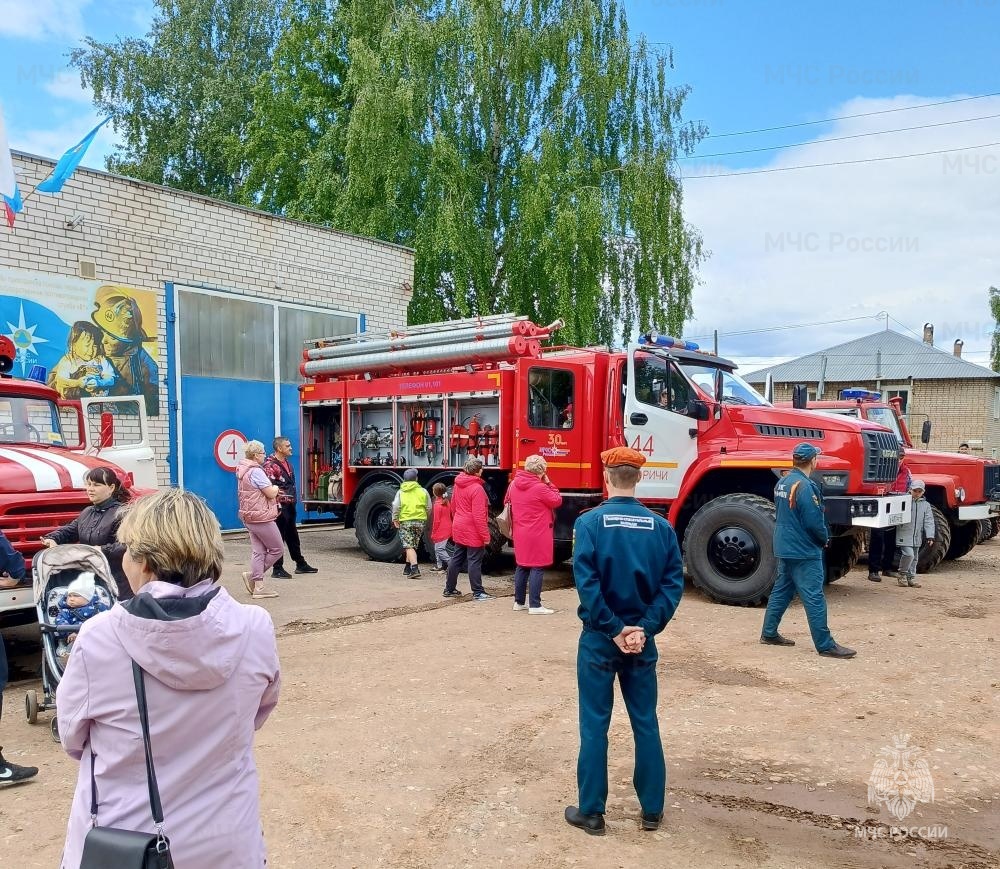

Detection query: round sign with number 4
xmin=214 ymin=429 xmax=248 ymax=472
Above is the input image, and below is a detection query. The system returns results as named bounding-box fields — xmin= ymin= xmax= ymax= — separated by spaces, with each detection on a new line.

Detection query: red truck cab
xmin=792 ymin=389 xmax=999 ymax=570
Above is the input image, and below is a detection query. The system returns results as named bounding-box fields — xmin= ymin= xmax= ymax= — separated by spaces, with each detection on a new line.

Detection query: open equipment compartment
xmin=446 ymin=395 xmax=502 ymax=468
xmin=397 ymin=397 xmax=447 ymax=468
xmin=349 ymin=398 xmax=395 ymax=468
xmin=301 ymin=399 xmax=344 ymax=503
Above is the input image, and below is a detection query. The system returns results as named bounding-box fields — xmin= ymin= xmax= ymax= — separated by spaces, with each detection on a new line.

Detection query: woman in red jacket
xmin=443 ymin=458 xmax=493 ymax=601
xmin=507 ymin=454 xmax=563 ymax=614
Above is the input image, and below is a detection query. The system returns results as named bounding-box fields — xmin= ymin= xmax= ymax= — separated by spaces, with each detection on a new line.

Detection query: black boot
xmin=641 ymin=811 xmax=663 ymax=831
xmin=760 ymin=633 xmax=795 ymax=646
xmin=272 ymin=564 xmax=293 ymax=579
xmin=819 ymin=642 xmax=857 ymax=659
xmin=294 ymin=562 xmax=318 ymax=574
xmin=564 ymin=806 xmax=605 ymax=836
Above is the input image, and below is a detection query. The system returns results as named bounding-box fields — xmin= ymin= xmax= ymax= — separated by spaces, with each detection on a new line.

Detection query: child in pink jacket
xmin=430 ymin=483 xmax=453 ymax=571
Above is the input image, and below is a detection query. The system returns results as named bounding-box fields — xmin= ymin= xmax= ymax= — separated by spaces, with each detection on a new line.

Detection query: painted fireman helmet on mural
xmin=90 ymin=285 xmax=153 ymax=342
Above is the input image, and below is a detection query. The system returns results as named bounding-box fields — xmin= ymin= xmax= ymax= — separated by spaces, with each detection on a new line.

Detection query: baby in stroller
xmin=53 ymin=572 xmax=109 ymax=662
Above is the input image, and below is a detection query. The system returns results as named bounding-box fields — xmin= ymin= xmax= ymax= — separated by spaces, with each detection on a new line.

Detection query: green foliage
xmin=73 ymin=0 xmax=706 ymax=344
xmin=71 ymin=0 xmax=282 ymax=199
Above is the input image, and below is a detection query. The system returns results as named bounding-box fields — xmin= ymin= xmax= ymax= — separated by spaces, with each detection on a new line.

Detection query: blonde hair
xmin=118 ymin=488 xmax=224 ymax=587
xmin=244 ymin=439 xmax=265 ymax=458
xmin=524 ymin=454 xmax=547 ymax=475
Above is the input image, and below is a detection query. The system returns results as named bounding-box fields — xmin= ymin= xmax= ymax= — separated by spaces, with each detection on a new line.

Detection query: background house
xmin=744 ymin=326 xmax=1000 ymax=457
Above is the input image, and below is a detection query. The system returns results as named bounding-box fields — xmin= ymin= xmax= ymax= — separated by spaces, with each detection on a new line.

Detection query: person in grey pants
xmin=895 ymin=479 xmax=935 ymax=587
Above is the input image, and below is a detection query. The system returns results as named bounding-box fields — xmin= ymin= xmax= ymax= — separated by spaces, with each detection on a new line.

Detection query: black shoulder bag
xmin=80 ymin=661 xmax=174 ymax=869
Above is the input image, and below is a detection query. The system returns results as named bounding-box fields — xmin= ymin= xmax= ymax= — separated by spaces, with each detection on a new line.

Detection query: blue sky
xmin=2 ymin=0 xmax=999 ymax=369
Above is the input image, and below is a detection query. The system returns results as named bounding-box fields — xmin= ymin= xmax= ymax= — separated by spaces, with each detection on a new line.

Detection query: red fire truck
xmin=787 ymin=388 xmax=1000 ymax=572
xmin=0 ymin=337 xmax=155 ymax=627
xmin=298 ymin=315 xmax=909 ymax=605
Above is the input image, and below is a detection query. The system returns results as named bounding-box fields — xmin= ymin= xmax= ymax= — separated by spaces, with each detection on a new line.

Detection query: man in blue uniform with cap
xmin=565 ymin=446 xmax=684 ymax=836
xmin=760 ymin=442 xmax=856 ymax=659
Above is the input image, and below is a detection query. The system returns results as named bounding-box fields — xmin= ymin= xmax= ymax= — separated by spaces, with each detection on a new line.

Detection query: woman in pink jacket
xmin=57 ymin=488 xmax=280 ymax=869
xmin=237 ymin=439 xmax=281 ymax=600
xmin=508 ymin=454 xmax=563 ymax=614
xmin=442 ymin=457 xmax=494 ymax=601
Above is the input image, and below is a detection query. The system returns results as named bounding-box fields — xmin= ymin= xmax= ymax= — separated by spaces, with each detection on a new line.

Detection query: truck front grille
xmin=985 ymin=464 xmax=1000 ymax=501
xmin=862 ymin=430 xmax=901 ymax=483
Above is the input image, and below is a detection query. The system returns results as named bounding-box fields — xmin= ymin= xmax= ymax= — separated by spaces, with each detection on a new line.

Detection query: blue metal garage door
xmin=167 ymin=284 xmax=358 ymax=530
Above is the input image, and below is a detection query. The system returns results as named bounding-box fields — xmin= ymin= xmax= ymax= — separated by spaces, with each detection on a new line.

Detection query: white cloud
xmin=681 ymin=95 xmax=1000 ymax=369
xmin=43 ymin=70 xmax=92 ymax=104
xmin=9 ymin=110 xmax=117 ymax=171
xmin=0 ymin=0 xmax=93 ymax=40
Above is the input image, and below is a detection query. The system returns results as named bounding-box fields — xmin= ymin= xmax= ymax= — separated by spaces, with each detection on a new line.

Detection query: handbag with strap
xmin=80 ymin=661 xmax=174 ymax=869
xmin=495 ymin=493 xmax=514 ymax=540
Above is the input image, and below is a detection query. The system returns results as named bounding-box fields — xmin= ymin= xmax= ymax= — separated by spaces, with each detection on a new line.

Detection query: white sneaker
xmin=512 ymin=602 xmax=529 ymax=612
xmin=529 ymin=606 xmax=554 ymax=615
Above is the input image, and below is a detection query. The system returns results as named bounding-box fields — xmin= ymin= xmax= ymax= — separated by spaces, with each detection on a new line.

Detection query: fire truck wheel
xmin=551 ymin=542 xmax=573 ymax=565
xmin=354 ymin=481 xmax=404 ymax=563
xmin=989 ymin=517 xmax=1000 ymax=539
xmin=824 ymin=533 xmax=865 ymax=583
xmin=945 ymin=519 xmax=979 ymax=561
xmin=915 ymin=505 xmax=951 ymax=574
xmin=684 ymin=493 xmax=777 ymax=606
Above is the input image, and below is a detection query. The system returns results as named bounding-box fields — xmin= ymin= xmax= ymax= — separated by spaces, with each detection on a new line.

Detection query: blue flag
xmin=36 ymin=118 xmax=110 ymax=194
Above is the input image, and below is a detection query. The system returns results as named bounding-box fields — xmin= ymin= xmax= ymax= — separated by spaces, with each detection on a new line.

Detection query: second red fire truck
xmin=297 ymin=315 xmax=909 ymax=606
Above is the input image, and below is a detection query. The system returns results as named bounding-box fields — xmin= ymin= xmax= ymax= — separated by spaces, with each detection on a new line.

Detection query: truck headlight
xmin=820 ymin=473 xmax=849 ymax=494
xmin=955 ymin=487 xmax=965 ymax=502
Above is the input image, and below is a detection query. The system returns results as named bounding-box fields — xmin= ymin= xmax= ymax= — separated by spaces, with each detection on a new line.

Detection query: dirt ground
xmin=1 ymin=526 xmax=997 ymax=868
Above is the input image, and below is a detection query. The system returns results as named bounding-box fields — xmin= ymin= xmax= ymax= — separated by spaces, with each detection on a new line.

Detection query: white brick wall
xmin=3 ymin=153 xmax=414 ymax=484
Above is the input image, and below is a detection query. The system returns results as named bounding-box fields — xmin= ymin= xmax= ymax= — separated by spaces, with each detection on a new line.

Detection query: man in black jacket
xmin=263 ymin=437 xmax=318 ymax=578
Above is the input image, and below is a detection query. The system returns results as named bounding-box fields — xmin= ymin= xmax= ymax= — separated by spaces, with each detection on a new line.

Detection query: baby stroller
xmin=25 ymin=544 xmax=117 ymax=740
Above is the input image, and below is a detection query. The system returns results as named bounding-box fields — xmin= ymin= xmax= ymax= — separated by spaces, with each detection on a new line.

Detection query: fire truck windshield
xmin=864 ymin=405 xmax=904 ymax=441
xmin=0 ymin=396 xmax=65 ymax=446
xmin=681 ymin=364 xmax=770 ymax=407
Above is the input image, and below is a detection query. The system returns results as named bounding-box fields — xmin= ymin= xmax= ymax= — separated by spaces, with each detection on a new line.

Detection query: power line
xmin=683 ymin=140 xmax=1000 ymax=179
xmin=685 ymin=314 xmax=878 ymax=340
xmin=704 ymin=92 xmax=1000 ymax=139
xmin=682 ymin=112 xmax=1000 ymax=161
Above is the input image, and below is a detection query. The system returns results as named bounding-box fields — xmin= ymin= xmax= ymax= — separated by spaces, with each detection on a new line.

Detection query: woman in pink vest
xmin=237 ymin=440 xmax=281 ymax=600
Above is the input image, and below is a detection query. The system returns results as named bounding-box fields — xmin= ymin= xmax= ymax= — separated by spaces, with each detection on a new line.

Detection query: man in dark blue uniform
xmin=565 ymin=447 xmax=684 ymax=836
xmin=760 ymin=442 xmax=856 ymax=659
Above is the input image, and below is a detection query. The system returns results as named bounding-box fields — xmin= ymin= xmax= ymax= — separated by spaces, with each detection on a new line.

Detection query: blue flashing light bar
xmin=840 ymin=388 xmax=881 ymax=401
xmin=640 ymin=332 xmax=700 ymax=352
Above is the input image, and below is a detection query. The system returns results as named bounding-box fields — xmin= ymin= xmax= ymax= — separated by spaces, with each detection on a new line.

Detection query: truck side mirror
xmin=921 ymin=420 xmax=932 ymax=445
xmin=100 ymin=412 xmax=115 ymax=448
xmin=792 ymin=385 xmax=808 ymax=409
xmin=687 ymin=399 xmax=710 ymax=421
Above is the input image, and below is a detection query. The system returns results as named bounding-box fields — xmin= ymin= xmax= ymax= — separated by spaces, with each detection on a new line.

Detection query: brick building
xmin=745 ymin=328 xmax=1000 ymax=457
xmin=2 ymin=151 xmax=413 ymax=526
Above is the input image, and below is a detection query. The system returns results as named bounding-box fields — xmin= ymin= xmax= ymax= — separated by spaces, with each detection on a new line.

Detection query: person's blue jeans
xmin=761 ymin=557 xmax=834 ymax=652
xmin=576 ymin=630 xmax=665 ymax=816
xmin=513 ymin=565 xmax=544 ymax=608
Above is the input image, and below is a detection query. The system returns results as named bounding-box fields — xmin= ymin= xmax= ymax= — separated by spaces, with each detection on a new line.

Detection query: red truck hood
xmin=0 ymin=446 xmax=128 ymax=495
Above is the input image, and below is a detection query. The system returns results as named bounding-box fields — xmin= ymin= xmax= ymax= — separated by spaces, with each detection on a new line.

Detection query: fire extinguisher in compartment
xmin=467 ymin=414 xmax=480 ymax=456
xmin=411 ymin=407 xmax=426 ymax=455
